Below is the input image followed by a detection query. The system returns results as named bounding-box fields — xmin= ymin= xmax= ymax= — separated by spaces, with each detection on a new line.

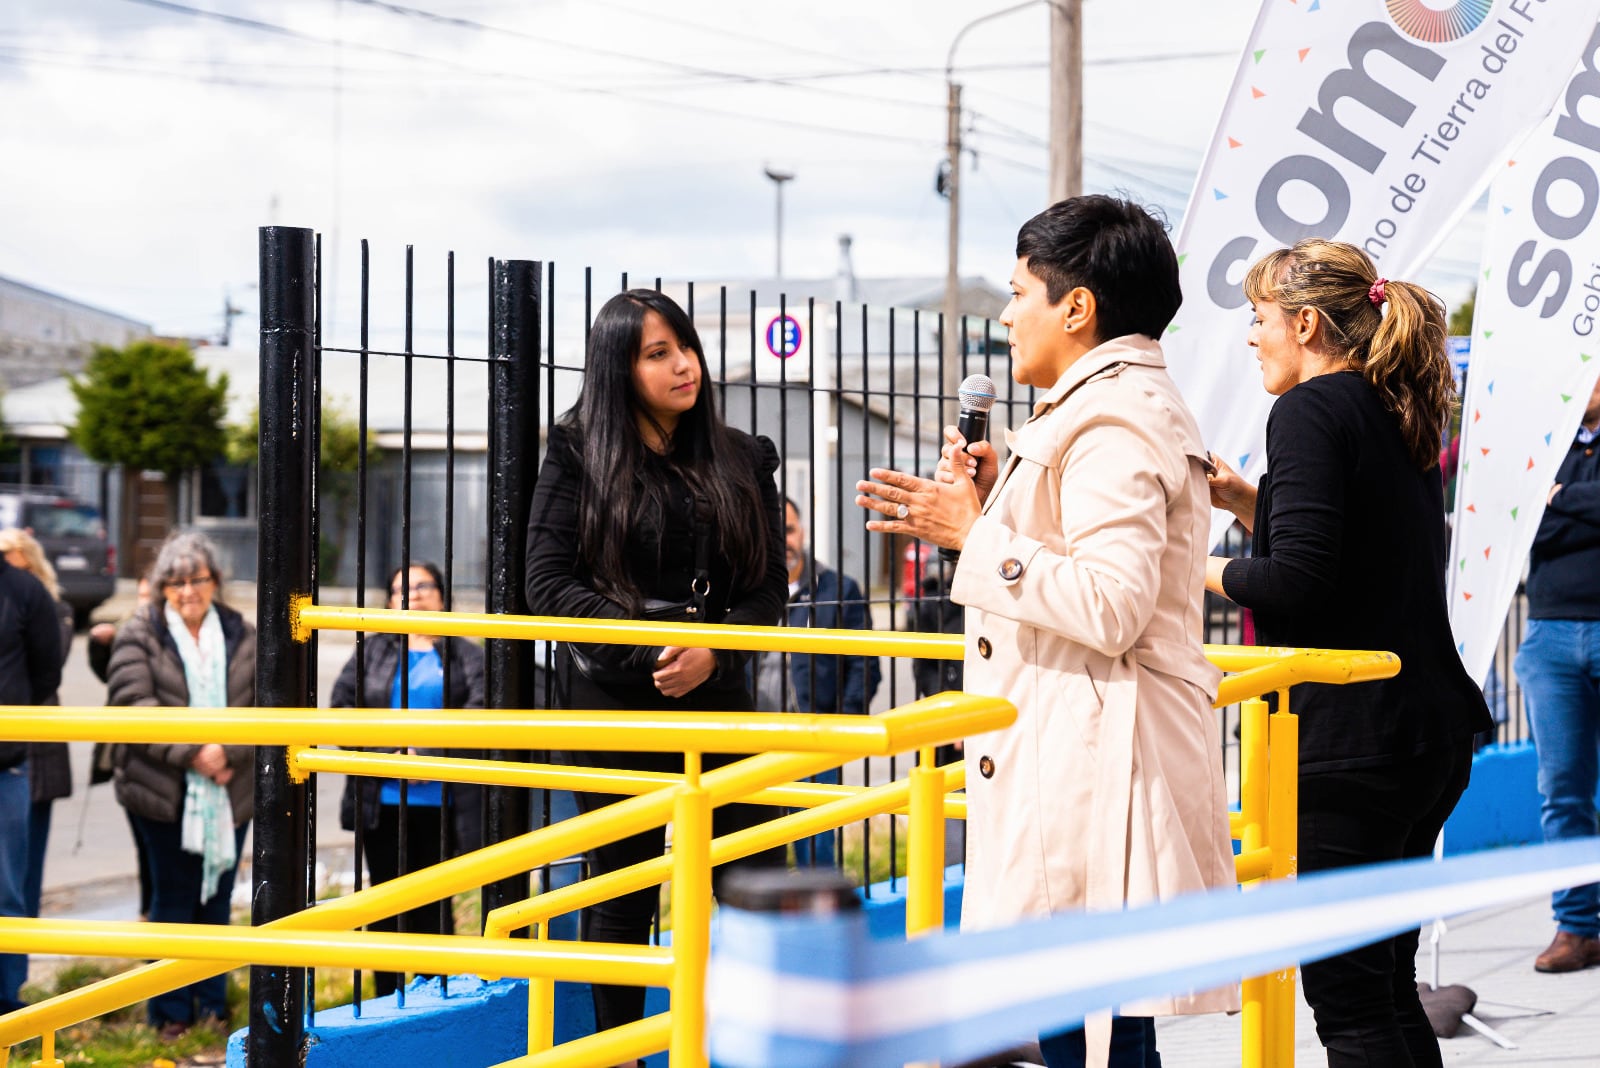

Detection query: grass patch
xmin=9 ymin=952 xmax=367 ymax=1067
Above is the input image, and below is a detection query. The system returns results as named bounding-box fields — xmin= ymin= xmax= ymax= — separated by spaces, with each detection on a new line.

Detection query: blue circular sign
xmin=766 ymin=314 xmax=802 ymax=358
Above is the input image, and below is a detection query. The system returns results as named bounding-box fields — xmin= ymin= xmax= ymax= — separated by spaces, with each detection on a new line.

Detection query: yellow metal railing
xmin=0 ymin=683 xmax=1009 ymax=1068
xmin=0 ymin=602 xmax=1398 ymax=1068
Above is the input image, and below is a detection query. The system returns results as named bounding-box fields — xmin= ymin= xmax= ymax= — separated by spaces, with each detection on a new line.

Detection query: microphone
xmin=940 ymin=373 xmax=997 ymax=564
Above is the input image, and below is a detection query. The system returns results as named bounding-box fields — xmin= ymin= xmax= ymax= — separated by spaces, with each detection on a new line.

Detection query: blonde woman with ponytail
xmin=1204 ymin=239 xmax=1491 ymax=1067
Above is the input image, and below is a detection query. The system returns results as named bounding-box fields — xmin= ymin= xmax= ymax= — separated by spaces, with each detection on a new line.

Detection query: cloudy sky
xmin=1 ymin=0 xmax=1483 ymax=354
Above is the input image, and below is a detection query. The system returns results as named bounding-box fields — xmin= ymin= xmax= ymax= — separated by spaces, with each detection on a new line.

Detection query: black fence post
xmin=483 ymin=258 xmax=543 ymax=920
xmin=252 ymin=225 xmax=315 ymax=1063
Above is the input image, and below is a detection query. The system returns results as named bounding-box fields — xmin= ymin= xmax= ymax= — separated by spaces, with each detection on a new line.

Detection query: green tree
xmin=1448 ymin=287 xmax=1476 ymax=336
xmin=225 ymin=398 xmax=378 ymax=473
xmin=70 ymin=340 xmax=228 ymax=474
xmin=227 ymin=399 xmax=380 ymax=582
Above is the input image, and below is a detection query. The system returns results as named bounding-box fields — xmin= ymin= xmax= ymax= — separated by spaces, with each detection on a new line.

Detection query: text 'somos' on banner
xmin=1449 ymin=22 xmax=1600 ymax=686
xmin=1168 ymin=0 xmax=1600 ymax=549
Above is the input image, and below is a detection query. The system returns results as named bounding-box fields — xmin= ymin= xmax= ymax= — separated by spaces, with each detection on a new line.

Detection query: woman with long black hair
xmin=524 ymin=288 xmax=788 ymax=1049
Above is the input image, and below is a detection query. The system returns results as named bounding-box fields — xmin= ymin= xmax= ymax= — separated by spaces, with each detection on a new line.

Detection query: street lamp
xmin=942 ymin=0 xmax=1079 ymax=421
xmin=764 ymin=165 xmax=795 ymax=283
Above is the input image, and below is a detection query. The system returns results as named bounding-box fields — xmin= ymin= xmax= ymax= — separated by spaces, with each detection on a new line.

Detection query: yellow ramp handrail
xmin=0 ymin=605 xmax=1402 ymax=1068
xmin=0 ymin=693 xmax=1009 ymax=756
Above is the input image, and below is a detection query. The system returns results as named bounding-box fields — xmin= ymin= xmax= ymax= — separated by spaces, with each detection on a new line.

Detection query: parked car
xmin=0 ymin=486 xmax=117 ymax=627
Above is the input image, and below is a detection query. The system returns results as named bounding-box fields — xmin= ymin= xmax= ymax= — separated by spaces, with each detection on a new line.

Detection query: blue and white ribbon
xmin=708 ymin=840 xmax=1600 ymax=1068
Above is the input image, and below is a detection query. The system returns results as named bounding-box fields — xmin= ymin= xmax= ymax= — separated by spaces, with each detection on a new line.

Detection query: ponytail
xmin=1365 ymin=279 xmax=1453 ymax=471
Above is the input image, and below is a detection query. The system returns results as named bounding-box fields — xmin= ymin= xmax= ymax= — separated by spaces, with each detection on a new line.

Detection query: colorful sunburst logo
xmin=1386 ymin=0 xmax=1493 ymax=43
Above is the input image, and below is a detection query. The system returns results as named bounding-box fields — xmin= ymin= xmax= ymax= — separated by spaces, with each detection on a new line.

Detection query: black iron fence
xmin=251 ymin=226 xmax=1530 ymax=1060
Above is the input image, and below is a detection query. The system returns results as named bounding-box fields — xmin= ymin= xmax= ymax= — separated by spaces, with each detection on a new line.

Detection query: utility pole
xmin=944 ymin=2 xmax=1070 ymax=423
xmin=764 ymin=165 xmax=795 ymax=283
xmin=1049 ymin=0 xmax=1083 ymax=202
xmin=942 ymin=80 xmax=963 ymax=425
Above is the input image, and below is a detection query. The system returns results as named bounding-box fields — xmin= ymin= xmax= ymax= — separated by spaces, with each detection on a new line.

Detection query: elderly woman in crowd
xmin=0 ymin=529 xmax=73 ymax=922
xmin=109 ymin=531 xmax=256 ymax=1040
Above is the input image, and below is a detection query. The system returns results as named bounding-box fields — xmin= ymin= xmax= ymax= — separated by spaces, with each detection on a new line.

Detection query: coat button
xmin=998 ymin=557 xmax=1023 ymax=580
xmin=977 ymin=636 xmax=992 ymax=659
xmin=978 ymin=755 xmax=995 ymax=779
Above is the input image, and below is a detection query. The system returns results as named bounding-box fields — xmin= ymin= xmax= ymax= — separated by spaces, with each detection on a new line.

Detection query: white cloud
xmin=0 ymin=0 xmax=1482 ymax=355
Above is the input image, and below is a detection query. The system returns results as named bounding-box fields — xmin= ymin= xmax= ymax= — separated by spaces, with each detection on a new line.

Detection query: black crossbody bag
xmin=566 ymin=500 xmax=713 ymax=687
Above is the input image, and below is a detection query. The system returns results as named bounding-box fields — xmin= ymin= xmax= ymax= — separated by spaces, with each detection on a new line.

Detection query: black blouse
xmin=523 ymin=422 xmax=788 ymax=712
xmin=1221 ymin=372 xmax=1490 ymax=772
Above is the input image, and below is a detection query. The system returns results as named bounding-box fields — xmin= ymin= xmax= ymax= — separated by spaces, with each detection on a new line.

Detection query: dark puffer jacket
xmin=108 ymin=601 xmax=257 ymax=826
xmin=329 ymin=632 xmax=485 ymax=842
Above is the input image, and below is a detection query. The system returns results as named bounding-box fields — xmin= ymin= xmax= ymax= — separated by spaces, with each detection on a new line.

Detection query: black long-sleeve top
xmin=524 ymin=423 xmax=788 ymax=720
xmin=1222 ymin=371 xmax=1490 ymax=772
xmin=1527 ymin=427 xmax=1600 ymax=620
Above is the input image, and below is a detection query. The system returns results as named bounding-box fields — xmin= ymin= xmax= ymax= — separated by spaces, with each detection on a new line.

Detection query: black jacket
xmin=329 ymin=631 xmax=486 ymax=837
xmin=27 ymin=598 xmax=75 ymax=802
xmin=1527 ymin=427 xmax=1600 ymax=620
xmin=0 ymin=558 xmax=64 ymax=770
xmin=1222 ymin=372 xmax=1491 ymax=771
xmin=524 ymin=424 xmax=787 ymax=708
xmin=524 ymin=423 xmax=787 ymax=773
xmin=907 ymin=574 xmax=964 ymax=701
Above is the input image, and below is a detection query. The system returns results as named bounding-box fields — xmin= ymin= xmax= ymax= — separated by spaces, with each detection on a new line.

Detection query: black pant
xmin=361 ymin=803 xmax=453 ymax=997
xmin=1298 ymin=742 xmax=1472 ymax=1067
xmin=1040 ymin=1017 xmax=1159 ymax=1067
xmin=572 ymin=787 xmax=786 ymax=1033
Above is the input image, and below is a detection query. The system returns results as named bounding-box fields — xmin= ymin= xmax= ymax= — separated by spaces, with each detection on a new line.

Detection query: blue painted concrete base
xmin=223 ymin=976 xmax=668 ymax=1067
xmin=1443 ymin=742 xmax=1543 ymax=855
xmin=225 ymin=742 xmax=1546 ymax=1064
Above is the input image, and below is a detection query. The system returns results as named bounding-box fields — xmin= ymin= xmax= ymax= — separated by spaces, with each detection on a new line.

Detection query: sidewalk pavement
xmin=1155 ymin=893 xmax=1600 ymax=1065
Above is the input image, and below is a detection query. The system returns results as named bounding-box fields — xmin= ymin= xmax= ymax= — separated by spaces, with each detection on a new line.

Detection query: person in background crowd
xmin=330 ymin=560 xmax=486 ymax=997
xmin=1516 ymin=373 xmax=1600 ymax=973
xmin=859 ymin=195 xmax=1236 ymax=1067
xmin=1205 ymin=240 xmax=1491 ymax=1066
xmin=0 ymin=535 xmax=64 ymax=1015
xmin=906 ymin=562 xmax=967 ymax=866
xmin=88 ymin=574 xmax=155 ymax=919
xmin=109 ymin=531 xmax=255 ymax=1041
xmin=753 ymin=496 xmax=881 ymax=866
xmin=525 ymin=288 xmax=788 ymax=1060
xmin=0 ymin=529 xmax=73 ymax=922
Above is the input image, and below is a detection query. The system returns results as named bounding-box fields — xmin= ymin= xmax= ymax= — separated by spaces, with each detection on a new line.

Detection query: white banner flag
xmin=1168 ymin=0 xmax=1600 ymax=548
xmin=1449 ymin=24 xmax=1600 ymax=686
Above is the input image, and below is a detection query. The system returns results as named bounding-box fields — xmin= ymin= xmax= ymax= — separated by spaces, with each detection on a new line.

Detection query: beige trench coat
xmin=951 ymin=334 xmax=1238 ymax=1019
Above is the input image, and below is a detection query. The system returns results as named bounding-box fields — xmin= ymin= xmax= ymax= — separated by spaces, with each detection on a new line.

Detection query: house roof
xmin=0 ymin=274 xmax=152 ymax=335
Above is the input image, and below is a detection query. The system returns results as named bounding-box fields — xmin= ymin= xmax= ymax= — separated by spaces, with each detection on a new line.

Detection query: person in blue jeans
xmin=0 ymin=546 xmax=64 ymax=1014
xmin=754 ymin=497 xmax=881 ymax=867
xmin=1516 ymin=373 xmax=1600 ymax=974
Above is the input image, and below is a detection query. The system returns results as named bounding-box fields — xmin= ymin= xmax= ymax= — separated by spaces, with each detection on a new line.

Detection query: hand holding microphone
xmin=938 ymin=374 xmax=997 ymax=562
xmin=855 ymin=377 xmax=989 ymax=555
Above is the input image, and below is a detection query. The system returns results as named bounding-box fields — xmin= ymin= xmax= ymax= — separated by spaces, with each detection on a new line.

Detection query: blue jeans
xmin=1040 ymin=1017 xmax=1159 ymax=1067
xmin=0 ymin=765 xmax=31 ymax=1013
xmin=131 ymin=813 xmax=249 ymax=1026
xmin=791 ymin=767 xmax=840 ymax=868
xmin=1516 ymin=618 xmax=1600 ymax=937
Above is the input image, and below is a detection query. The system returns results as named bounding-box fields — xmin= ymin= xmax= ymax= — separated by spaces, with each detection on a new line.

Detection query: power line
xmin=587 ymin=0 xmax=942 ymax=83
xmin=592 ymin=49 xmax=1238 ymax=96
xmin=109 ymin=0 xmax=945 ymax=150
xmin=346 ymin=0 xmax=945 ymax=113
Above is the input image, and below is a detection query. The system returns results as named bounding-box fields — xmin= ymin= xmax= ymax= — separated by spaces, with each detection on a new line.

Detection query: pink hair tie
xmin=1368 ymin=278 xmax=1387 ymax=306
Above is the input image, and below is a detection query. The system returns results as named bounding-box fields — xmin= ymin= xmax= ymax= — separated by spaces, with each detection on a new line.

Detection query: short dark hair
xmin=1014 ymin=195 xmax=1182 ymax=341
